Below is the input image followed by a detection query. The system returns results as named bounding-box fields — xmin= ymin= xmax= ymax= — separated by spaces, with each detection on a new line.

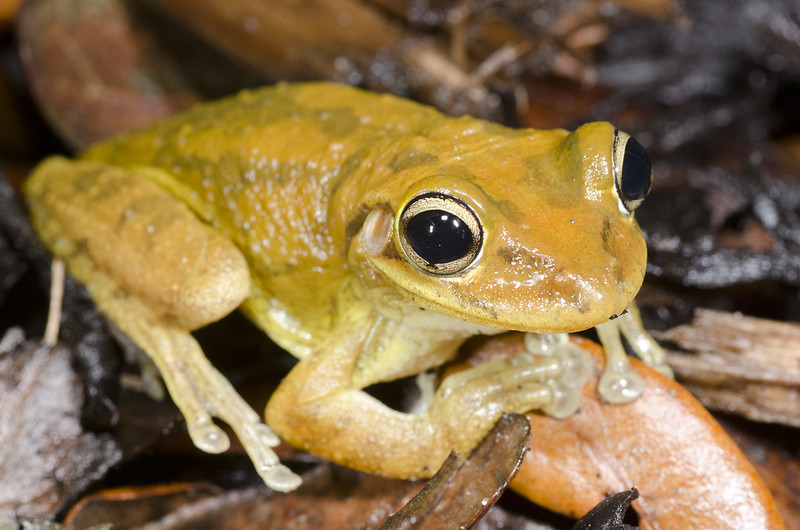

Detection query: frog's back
xmin=81 ymin=83 xmax=449 ymax=355
xmin=82 ymin=83 xmax=452 ymax=230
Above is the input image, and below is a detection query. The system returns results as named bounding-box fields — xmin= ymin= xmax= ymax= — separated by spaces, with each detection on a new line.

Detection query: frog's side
xmin=24 ymin=82 xmax=662 ymax=491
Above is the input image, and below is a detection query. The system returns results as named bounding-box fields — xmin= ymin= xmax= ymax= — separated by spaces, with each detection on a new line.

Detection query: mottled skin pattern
xmin=24 ymin=83 xmax=648 ymax=490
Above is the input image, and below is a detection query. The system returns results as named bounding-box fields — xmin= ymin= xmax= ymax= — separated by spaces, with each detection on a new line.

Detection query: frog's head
xmin=352 ymin=121 xmax=652 ymax=333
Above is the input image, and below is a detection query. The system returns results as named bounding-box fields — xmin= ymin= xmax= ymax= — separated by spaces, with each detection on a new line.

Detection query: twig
xmin=43 ymin=257 xmax=65 ymax=347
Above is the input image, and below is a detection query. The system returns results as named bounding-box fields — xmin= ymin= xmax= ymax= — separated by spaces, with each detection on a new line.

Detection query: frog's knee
xmin=24 ymin=158 xmax=250 ymax=328
xmin=168 ymin=233 xmax=250 ymax=328
xmin=116 ymin=193 xmax=251 ymax=328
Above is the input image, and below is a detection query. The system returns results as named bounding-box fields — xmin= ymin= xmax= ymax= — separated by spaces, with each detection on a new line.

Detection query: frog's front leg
xmin=24 ymin=157 xmax=301 ymax=491
xmin=595 ymin=304 xmax=673 ymax=404
xmin=266 ymin=305 xmax=592 ymax=479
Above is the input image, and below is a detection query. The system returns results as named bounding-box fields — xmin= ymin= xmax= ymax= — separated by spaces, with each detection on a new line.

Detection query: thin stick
xmin=43 ymin=258 xmax=65 ymax=347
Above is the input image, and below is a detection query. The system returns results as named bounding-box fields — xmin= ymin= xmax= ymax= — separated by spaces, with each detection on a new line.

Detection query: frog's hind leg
xmin=24 ymin=157 xmax=301 ymax=491
xmin=113 ymin=306 xmax=301 ymax=491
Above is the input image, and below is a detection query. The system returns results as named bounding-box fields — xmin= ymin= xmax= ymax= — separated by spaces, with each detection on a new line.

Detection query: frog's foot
xmin=523 ymin=333 xmax=594 ymax=418
xmin=594 ymin=319 xmax=645 ymax=404
xmin=594 ymin=304 xmax=673 ymax=405
xmin=431 ymin=353 xmax=557 ymax=453
xmin=438 ymin=351 xmax=561 ymax=409
xmin=141 ymin=323 xmax=302 ymax=492
xmin=435 ymin=336 xmax=593 ymax=431
xmin=89 ymin=270 xmax=300 ymax=491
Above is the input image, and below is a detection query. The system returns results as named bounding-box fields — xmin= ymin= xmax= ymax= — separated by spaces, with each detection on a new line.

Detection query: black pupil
xmin=405 ymin=209 xmax=472 ymax=265
xmin=621 ymin=136 xmax=652 ymax=201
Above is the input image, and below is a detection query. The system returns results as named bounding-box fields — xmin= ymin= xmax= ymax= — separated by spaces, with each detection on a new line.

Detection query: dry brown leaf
xmin=17 ymin=0 xmax=199 ymax=149
xmin=383 ymin=413 xmax=530 ymax=529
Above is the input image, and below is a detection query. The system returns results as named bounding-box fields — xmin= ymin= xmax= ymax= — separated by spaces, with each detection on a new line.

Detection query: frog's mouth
xmin=384 ymin=257 xmax=645 ymax=335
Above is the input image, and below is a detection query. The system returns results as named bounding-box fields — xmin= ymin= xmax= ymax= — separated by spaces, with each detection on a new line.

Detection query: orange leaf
xmin=455 ymin=333 xmax=785 ymax=529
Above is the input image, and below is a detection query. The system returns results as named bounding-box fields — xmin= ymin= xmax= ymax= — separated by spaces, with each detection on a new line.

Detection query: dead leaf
xmin=64 ymin=483 xmax=223 ymax=529
xmin=17 ymin=0 xmax=200 ymax=149
xmin=0 ymin=333 xmax=121 ymax=526
xmin=383 ymin=413 xmax=531 ymax=529
xmin=451 ymin=333 xmax=785 ymax=529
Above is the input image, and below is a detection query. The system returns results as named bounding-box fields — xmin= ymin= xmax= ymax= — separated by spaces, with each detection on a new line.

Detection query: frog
xmin=23 ymin=82 xmax=669 ymax=492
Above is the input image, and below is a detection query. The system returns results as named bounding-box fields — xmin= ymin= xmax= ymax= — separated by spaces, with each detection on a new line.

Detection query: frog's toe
xmin=135 ymin=324 xmax=300 ymax=491
xmin=524 ymin=333 xmax=594 ymax=418
xmin=190 ymin=394 xmax=300 ymax=491
xmin=541 ymin=360 xmax=593 ymax=418
xmin=498 ymin=381 xmax=554 ymax=416
xmin=236 ymin=421 xmax=301 ymax=491
xmin=614 ymin=304 xmax=674 ymax=379
xmin=598 ymin=365 xmax=645 ymax=404
xmin=189 ymin=359 xmax=301 ymax=490
xmin=261 ymin=464 xmax=303 ymax=493
xmin=186 ymin=415 xmax=231 ymax=454
xmin=438 ymin=353 xmax=561 ymax=400
xmin=595 ymin=315 xmax=648 ymax=404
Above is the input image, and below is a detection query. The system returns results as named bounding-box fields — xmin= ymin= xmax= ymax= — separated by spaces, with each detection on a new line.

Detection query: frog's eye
xmin=398 ymin=192 xmax=483 ymax=275
xmin=613 ymin=130 xmax=653 ymax=214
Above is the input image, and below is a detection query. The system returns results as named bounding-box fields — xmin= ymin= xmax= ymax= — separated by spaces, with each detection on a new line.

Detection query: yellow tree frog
xmin=24 ymin=82 xmax=669 ymax=492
